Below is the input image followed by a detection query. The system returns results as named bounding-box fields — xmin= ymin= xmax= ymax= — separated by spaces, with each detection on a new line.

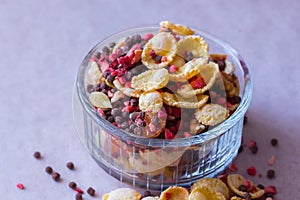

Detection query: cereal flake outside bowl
xmin=72 ymin=23 xmax=252 ymax=191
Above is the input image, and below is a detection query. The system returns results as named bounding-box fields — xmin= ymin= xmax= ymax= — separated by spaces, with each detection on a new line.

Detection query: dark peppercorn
xmin=69 ymin=181 xmax=77 ymax=189
xmin=87 ymin=187 xmax=96 ymax=196
xmin=238 ymin=184 xmax=248 ymax=192
xmin=45 ymin=166 xmax=53 ymax=174
xmin=271 ymin=138 xmax=278 ymax=146
xmin=267 ymin=169 xmax=275 ymax=179
xmin=66 ymin=162 xmax=75 ymax=170
xmin=75 ymin=193 xmax=83 ymax=200
xmin=109 ymin=42 xmax=116 ymax=48
xmin=52 ymin=172 xmax=60 ymax=181
xmin=250 ymin=145 xmax=258 ymax=154
xmin=257 ymin=184 xmax=265 ymax=189
xmin=33 ymin=151 xmax=41 ymax=159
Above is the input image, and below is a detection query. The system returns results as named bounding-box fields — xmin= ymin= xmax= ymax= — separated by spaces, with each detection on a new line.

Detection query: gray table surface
xmin=1 ymin=0 xmax=299 ymax=199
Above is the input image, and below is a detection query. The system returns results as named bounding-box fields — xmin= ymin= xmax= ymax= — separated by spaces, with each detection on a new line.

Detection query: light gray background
xmin=1 ymin=0 xmax=299 ymax=199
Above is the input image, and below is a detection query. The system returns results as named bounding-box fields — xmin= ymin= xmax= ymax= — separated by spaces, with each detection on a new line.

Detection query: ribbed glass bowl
xmin=73 ymin=26 xmax=252 ymax=191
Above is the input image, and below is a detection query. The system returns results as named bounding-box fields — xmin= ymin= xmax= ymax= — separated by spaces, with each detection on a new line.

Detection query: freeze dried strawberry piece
xmin=228 ymin=163 xmax=238 ymax=172
xmin=247 ymin=166 xmax=257 ymax=176
xmin=189 ymin=76 xmax=206 ymax=89
xmin=118 ymin=56 xmax=132 ymax=69
xmin=264 ymin=185 xmax=277 ymax=195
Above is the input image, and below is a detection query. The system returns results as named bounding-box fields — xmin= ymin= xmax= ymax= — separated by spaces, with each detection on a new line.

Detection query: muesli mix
xmin=86 ymin=21 xmax=241 ymax=139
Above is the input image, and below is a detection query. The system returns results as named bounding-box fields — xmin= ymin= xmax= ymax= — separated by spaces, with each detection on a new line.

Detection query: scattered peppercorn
xmin=69 ymin=181 xmax=77 ymax=189
xmin=87 ymin=187 xmax=96 ymax=196
xmin=75 ymin=193 xmax=83 ymax=200
xmin=250 ymin=145 xmax=258 ymax=154
xmin=66 ymin=162 xmax=75 ymax=170
xmin=266 ymin=169 xmax=275 ymax=179
xmin=271 ymin=138 xmax=278 ymax=146
xmin=51 ymin=172 xmax=60 ymax=181
xmin=45 ymin=166 xmax=53 ymax=174
xmin=257 ymin=184 xmax=265 ymax=189
xmin=238 ymin=184 xmax=248 ymax=192
xmin=33 ymin=151 xmax=41 ymax=159
xmin=247 ymin=166 xmax=257 ymax=176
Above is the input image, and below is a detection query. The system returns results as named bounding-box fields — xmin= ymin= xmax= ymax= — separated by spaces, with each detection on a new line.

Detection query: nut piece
xmin=191 ymin=178 xmax=229 ymax=199
xmin=131 ymin=68 xmax=169 ymax=92
xmin=139 ymin=91 xmax=163 ymax=113
xmin=195 ymin=104 xmax=229 ymax=126
xmin=160 ymin=21 xmax=195 ymax=36
xmin=89 ymin=91 xmax=112 ymax=109
xmin=142 ymin=32 xmax=177 ymax=69
xmin=101 ymin=188 xmax=141 ymax=200
xmin=160 ymin=186 xmax=189 ymax=200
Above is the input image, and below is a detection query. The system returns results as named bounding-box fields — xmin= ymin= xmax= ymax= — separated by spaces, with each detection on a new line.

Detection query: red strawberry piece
xmin=125 ymin=105 xmax=135 ymax=113
xmin=228 ymin=163 xmax=238 ymax=172
xmin=264 ymin=185 xmax=277 ymax=195
xmin=111 ymin=71 xmax=118 ymax=76
xmin=165 ymin=128 xmax=175 ymax=139
xmin=75 ymin=187 xmax=84 ymax=194
xmin=247 ymin=166 xmax=257 ymax=176
xmin=16 ymin=183 xmax=25 ymax=190
xmin=190 ymin=76 xmax=206 ymax=89
xmin=118 ymin=56 xmax=132 ymax=69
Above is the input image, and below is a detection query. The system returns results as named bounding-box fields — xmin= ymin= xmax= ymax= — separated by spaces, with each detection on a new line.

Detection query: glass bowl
xmin=73 ymin=26 xmax=252 ymax=191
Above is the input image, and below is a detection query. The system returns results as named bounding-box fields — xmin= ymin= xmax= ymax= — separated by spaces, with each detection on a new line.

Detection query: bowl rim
xmin=75 ymin=25 xmax=252 ymax=147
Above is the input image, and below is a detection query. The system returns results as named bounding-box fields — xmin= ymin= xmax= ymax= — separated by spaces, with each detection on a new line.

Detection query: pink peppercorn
xmin=169 ymin=65 xmax=178 ymax=73
xmin=247 ymin=166 xmax=257 ymax=176
xmin=161 ymin=56 xmax=168 ymax=62
xmin=143 ymin=33 xmax=154 ymax=41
